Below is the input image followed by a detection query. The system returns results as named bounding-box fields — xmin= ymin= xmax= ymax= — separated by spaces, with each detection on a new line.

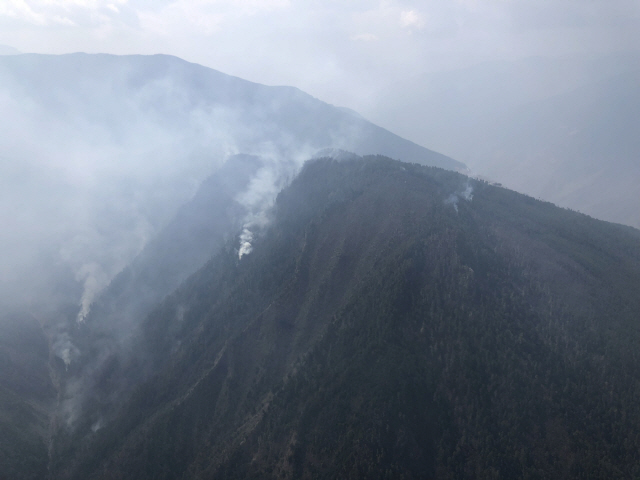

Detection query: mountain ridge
xmin=50 ymin=156 xmax=640 ymax=479
xmin=0 ymin=51 xmax=463 ymax=314
xmin=1 ymin=50 xmax=639 ymax=479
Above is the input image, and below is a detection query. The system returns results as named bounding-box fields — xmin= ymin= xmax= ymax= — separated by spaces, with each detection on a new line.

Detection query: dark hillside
xmin=0 ymin=314 xmax=55 ymax=480
xmin=86 ymin=153 xmax=262 ymax=333
xmin=49 ymin=154 xmax=263 ymax=444
xmin=52 ymin=157 xmax=640 ymax=479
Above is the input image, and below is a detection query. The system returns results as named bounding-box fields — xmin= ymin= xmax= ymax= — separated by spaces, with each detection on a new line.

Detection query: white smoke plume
xmin=461 ymin=182 xmax=474 ymax=201
xmin=238 ymin=228 xmax=254 ymax=259
xmin=91 ymin=419 xmax=105 ymax=433
xmin=235 ymin=144 xmax=313 ymax=259
xmin=52 ymin=332 xmax=80 ymax=369
xmin=75 ymin=262 xmax=109 ymax=323
xmin=445 ymin=179 xmax=474 ymax=213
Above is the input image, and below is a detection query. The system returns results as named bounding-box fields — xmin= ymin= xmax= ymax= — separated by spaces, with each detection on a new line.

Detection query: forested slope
xmin=0 ymin=314 xmax=55 ymax=480
xmin=52 ymin=156 xmax=640 ymax=479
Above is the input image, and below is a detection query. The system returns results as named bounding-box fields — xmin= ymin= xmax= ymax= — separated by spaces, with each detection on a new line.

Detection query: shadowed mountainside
xmin=0 ymin=313 xmax=56 ymax=480
xmin=50 ymin=156 xmax=640 ymax=479
xmin=48 ymin=154 xmax=263 ymax=434
xmin=0 ymin=54 xmax=465 ymax=479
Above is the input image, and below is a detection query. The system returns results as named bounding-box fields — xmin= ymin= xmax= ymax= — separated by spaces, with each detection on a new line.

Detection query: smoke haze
xmin=0 ymin=4 xmax=639 ymax=478
xmin=3 ymin=2 xmax=637 ymax=231
xmin=0 ymin=54 xmax=461 ymax=431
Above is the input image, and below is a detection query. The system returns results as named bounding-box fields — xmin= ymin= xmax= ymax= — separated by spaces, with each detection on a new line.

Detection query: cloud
xmin=4 ymin=1 xmax=638 ymax=98
xmin=0 ymin=0 xmax=129 ymax=26
xmin=0 ymin=1 xmax=47 ymax=25
xmin=400 ymin=9 xmax=425 ymax=30
xmin=135 ymin=0 xmax=293 ymax=36
xmin=138 ymin=2 xmax=224 ymax=36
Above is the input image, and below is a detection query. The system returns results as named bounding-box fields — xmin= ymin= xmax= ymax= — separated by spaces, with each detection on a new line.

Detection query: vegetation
xmin=42 ymin=156 xmax=640 ymax=478
xmin=0 ymin=314 xmax=55 ymax=480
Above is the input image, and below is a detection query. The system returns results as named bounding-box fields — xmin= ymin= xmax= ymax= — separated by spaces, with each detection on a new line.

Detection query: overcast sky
xmin=1 ymin=0 xmax=639 ymax=140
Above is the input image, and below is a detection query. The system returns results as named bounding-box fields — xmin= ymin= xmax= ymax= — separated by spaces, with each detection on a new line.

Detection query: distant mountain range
xmin=0 ymin=52 xmax=460 ymax=169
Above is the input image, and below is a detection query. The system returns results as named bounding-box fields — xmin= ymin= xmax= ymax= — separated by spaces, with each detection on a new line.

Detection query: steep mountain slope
xmin=86 ymin=153 xmax=263 ymax=332
xmin=51 ymin=156 xmax=640 ymax=479
xmin=0 ymin=153 xmax=261 ymax=480
xmin=49 ymin=154 xmax=263 ymax=436
xmin=0 ymin=52 xmax=466 ymax=480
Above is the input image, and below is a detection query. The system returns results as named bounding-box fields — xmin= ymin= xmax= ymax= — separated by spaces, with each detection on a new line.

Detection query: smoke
xmin=0 ymin=55 xmax=242 ymax=317
xmin=1 ymin=52 xmax=464 ymax=318
xmin=75 ymin=262 xmax=109 ymax=323
xmin=235 ymin=144 xmax=313 ymax=259
xmin=91 ymin=418 xmax=105 ymax=433
xmin=445 ymin=180 xmax=474 ymax=213
xmin=2 ymin=53 xmax=466 ymax=437
xmin=235 ymin=165 xmax=281 ymax=260
xmin=0 ymin=54 xmax=370 ymax=315
xmin=461 ymin=182 xmax=474 ymax=201
xmin=52 ymin=332 xmax=80 ymax=369
xmin=238 ymin=228 xmax=254 ymax=259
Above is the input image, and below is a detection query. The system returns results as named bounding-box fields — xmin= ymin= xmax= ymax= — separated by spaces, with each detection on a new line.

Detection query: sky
xmin=1 ymin=0 xmax=639 ymax=120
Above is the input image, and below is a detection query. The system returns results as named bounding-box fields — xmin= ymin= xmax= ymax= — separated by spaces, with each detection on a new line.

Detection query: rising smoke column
xmin=238 ymin=228 xmax=254 ymax=258
xmin=445 ymin=179 xmax=474 ymax=212
xmin=234 ymin=146 xmax=312 ymax=259
xmin=235 ymin=162 xmax=283 ymax=259
xmin=74 ymin=262 xmax=109 ymax=323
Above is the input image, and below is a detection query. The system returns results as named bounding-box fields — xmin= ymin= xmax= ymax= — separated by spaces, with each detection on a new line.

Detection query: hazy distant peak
xmin=0 ymin=45 xmax=20 ymax=55
xmin=336 ymin=105 xmax=366 ymax=120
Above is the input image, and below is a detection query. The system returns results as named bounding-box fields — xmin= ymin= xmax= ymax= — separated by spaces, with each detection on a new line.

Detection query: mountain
xmin=85 ymin=153 xmax=263 ymax=331
xmin=0 ymin=44 xmax=20 ymax=55
xmin=369 ymin=53 xmax=640 ymax=228
xmin=48 ymin=154 xmax=264 ymax=434
xmin=0 ymin=313 xmax=55 ymax=480
xmin=0 ymin=53 xmax=466 ymax=479
xmin=0 ymin=52 xmax=462 ymax=315
xmin=50 ymin=156 xmax=640 ymax=479
xmin=3 ymin=51 xmax=640 ymax=478
xmin=0 ymin=53 xmax=461 ymax=169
